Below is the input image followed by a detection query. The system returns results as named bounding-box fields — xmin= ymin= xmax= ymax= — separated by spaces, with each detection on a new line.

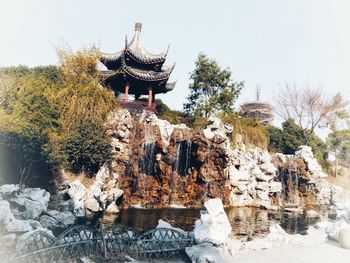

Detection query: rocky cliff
xmin=60 ymin=108 xmax=340 ymax=215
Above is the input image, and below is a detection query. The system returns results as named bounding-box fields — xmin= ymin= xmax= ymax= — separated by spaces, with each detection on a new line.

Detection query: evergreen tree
xmin=183 ymin=53 xmax=243 ymax=118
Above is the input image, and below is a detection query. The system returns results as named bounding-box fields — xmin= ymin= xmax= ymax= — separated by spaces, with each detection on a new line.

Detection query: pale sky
xmin=1 ymin=0 xmax=350 ymax=123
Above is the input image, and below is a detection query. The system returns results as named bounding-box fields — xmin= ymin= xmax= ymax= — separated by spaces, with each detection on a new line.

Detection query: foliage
xmin=160 ymin=110 xmax=184 ymax=125
xmin=0 ymin=45 xmax=119 ymax=185
xmin=275 ymin=84 xmax=348 ymax=144
xmin=55 ymin=46 xmax=117 ymax=126
xmin=183 ymin=53 xmax=243 ymax=118
xmin=50 ymin=45 xmax=118 ymax=174
xmin=327 ymin=129 xmax=350 ymax=167
xmin=221 ymin=113 xmax=269 ymax=149
xmin=0 ymin=74 xmax=60 ymax=187
xmin=268 ymin=118 xmax=330 ymax=171
xmin=61 ymin=120 xmax=113 ymax=175
xmin=0 ymin=65 xmax=60 ymax=83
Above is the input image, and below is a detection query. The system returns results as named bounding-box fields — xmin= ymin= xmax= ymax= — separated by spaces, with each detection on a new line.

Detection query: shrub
xmin=221 ymin=113 xmax=269 ymax=149
xmin=61 ymin=120 xmax=112 ymax=175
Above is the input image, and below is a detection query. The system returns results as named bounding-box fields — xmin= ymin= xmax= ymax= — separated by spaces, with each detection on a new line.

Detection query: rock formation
xmin=0 ymin=185 xmax=76 ymax=257
xmin=58 ymin=108 xmax=339 ymax=213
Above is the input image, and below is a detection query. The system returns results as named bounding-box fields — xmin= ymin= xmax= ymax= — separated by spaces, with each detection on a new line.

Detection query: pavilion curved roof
xmin=100 ymin=63 xmax=174 ymax=83
xmin=100 ymin=23 xmax=168 ymax=69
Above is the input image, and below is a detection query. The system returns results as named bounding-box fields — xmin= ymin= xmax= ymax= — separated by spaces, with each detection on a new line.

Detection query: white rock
xmin=0 ymin=184 xmax=19 ymax=196
xmin=64 ymin=180 xmax=86 ymax=217
xmin=326 ymin=219 xmax=350 ymax=241
xmin=230 ymin=193 xmax=253 ymax=206
xmin=84 ymin=198 xmax=100 ymax=212
xmin=39 ymin=210 xmax=75 ymax=229
xmin=338 ymin=229 xmax=350 ymax=249
xmin=186 ymin=243 xmax=234 ymax=263
xmin=194 ymin=199 xmax=232 ymax=245
xmin=105 ymin=202 xmax=119 ymax=214
xmin=156 ymin=219 xmax=187 ymax=236
xmin=256 ymin=182 xmax=268 ymax=191
xmin=202 ymin=128 xmax=215 ymax=140
xmin=306 ymin=210 xmax=319 ymax=218
xmin=9 ymin=188 xmax=50 ymax=219
xmin=0 ymin=200 xmax=32 ymax=232
xmin=230 ymin=168 xmax=251 ymax=181
xmin=295 ymin=145 xmax=327 ymax=179
xmin=260 ymin=163 xmax=277 ymax=175
xmin=269 ymin=182 xmax=282 ymax=193
xmin=256 ymin=190 xmax=269 ymax=201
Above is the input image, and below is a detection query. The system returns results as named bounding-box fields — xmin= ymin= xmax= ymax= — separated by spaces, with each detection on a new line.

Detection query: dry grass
xmin=327 ymin=170 xmax=350 ymax=191
xmin=57 ymin=170 xmax=96 ymax=188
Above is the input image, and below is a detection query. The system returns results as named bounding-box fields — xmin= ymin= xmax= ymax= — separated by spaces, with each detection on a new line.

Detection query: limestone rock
xmin=326 ymin=219 xmax=350 ymax=241
xmin=306 ymin=210 xmax=319 ymax=218
xmin=39 ymin=210 xmax=75 ymax=229
xmin=105 ymin=202 xmax=119 ymax=214
xmin=194 ymin=199 xmax=232 ymax=245
xmin=9 ymin=188 xmax=50 ymax=220
xmin=186 ymin=243 xmax=234 ymax=263
xmin=156 ymin=219 xmax=188 ymax=236
xmin=63 ymin=180 xmax=86 ymax=217
xmin=0 ymin=184 xmax=19 ymax=197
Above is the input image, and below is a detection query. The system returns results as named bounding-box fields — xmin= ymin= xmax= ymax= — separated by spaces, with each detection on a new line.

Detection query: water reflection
xmin=78 ymin=207 xmax=324 ymax=239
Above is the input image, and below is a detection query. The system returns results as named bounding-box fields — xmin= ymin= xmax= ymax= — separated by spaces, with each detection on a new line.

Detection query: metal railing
xmin=9 ymin=225 xmax=195 ymax=262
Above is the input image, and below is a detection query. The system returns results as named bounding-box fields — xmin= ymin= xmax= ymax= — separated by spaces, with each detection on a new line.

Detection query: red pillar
xmin=148 ymin=87 xmax=153 ymax=107
xmin=124 ymin=83 xmax=129 ymax=102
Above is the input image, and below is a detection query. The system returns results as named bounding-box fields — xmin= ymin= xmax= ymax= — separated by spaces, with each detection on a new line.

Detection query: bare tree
xmin=275 ymin=83 xmax=348 ymax=144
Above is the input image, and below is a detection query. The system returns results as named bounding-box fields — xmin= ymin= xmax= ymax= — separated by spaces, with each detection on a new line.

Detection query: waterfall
xmin=138 ymin=141 xmax=156 ymax=175
xmin=173 ymin=140 xmax=192 ymax=176
xmin=277 ymin=160 xmax=300 ymax=206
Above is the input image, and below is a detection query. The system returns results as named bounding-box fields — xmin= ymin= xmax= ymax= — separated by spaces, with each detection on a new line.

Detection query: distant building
xmin=241 ymin=87 xmax=274 ymax=125
xmin=99 ymin=22 xmax=175 ymax=110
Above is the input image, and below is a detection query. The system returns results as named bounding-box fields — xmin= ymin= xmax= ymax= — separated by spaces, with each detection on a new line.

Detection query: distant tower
xmin=241 ymin=86 xmax=274 ymax=125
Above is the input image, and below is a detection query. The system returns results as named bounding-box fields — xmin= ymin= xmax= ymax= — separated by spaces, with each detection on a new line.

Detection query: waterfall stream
xmin=278 ymin=166 xmax=301 ymax=206
xmin=138 ymin=141 xmax=156 ymax=175
xmin=173 ymin=140 xmax=192 ymax=176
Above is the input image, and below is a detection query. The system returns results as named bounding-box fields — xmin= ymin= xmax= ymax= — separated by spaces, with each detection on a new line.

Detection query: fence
xmin=10 ymin=225 xmax=195 ymax=262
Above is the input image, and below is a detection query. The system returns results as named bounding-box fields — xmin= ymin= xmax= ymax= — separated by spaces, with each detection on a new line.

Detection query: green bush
xmin=267 ymin=118 xmax=330 ymax=171
xmin=62 ymin=121 xmax=112 ymax=175
xmin=0 ymin=46 xmax=119 ymax=185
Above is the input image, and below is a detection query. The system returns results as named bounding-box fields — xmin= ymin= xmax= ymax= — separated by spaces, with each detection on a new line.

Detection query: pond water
xmin=77 ymin=206 xmax=328 ymax=240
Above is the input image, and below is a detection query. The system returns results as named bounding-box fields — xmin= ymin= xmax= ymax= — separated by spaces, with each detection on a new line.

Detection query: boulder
xmin=186 ymin=243 xmax=234 ymax=263
xmin=260 ymin=163 xmax=277 ymax=175
xmin=156 ymin=219 xmax=188 ymax=236
xmin=105 ymin=202 xmax=119 ymax=213
xmin=194 ymin=199 xmax=232 ymax=245
xmin=9 ymin=188 xmax=50 ymax=219
xmin=306 ymin=210 xmax=319 ymax=218
xmin=0 ymin=184 xmax=19 ymax=197
xmin=0 ymin=200 xmax=45 ymax=233
xmin=39 ymin=210 xmax=75 ymax=229
xmin=63 ymin=180 xmax=86 ymax=217
xmin=326 ymin=219 xmax=350 ymax=241
xmin=269 ymin=181 xmax=282 ymax=193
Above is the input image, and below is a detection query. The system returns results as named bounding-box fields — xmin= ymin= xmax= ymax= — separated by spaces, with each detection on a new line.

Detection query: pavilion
xmin=99 ymin=22 xmax=175 ymax=108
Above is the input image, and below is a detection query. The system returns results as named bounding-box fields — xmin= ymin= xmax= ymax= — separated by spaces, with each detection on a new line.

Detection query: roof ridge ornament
xmin=125 ymin=34 xmax=128 ymax=49
xmin=135 ymin=22 xmax=142 ymax=32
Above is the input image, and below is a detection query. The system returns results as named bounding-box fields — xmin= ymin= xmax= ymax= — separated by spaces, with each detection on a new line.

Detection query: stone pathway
xmin=234 ymin=240 xmax=350 ymax=263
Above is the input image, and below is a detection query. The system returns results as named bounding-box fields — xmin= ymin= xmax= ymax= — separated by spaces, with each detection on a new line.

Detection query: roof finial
xmin=135 ymin=22 xmax=142 ymax=32
xmin=125 ymin=34 xmax=128 ymax=48
xmin=256 ymin=85 xmax=261 ymax=101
